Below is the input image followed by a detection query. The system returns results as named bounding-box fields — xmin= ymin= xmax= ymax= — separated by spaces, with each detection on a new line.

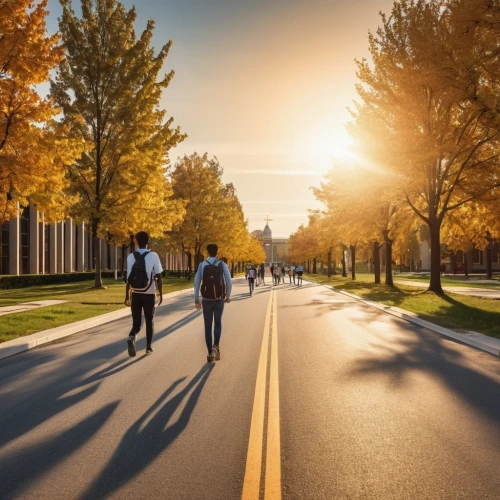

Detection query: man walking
xmin=125 ymin=231 xmax=163 ymax=357
xmin=247 ymin=264 xmax=256 ymax=296
xmin=296 ymin=263 xmax=304 ymax=286
xmin=259 ymin=263 xmax=266 ymax=285
xmin=194 ymin=244 xmax=232 ymax=362
xmin=273 ymin=264 xmax=281 ymax=286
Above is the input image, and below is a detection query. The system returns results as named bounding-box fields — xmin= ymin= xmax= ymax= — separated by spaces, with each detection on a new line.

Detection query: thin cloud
xmin=225 ymin=168 xmax=322 ymax=176
xmin=248 ymin=213 xmax=309 ymax=218
xmin=242 ymin=200 xmax=312 ymax=205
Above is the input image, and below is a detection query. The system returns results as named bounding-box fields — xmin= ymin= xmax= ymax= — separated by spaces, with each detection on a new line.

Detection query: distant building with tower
xmin=251 ymin=216 xmax=288 ymax=265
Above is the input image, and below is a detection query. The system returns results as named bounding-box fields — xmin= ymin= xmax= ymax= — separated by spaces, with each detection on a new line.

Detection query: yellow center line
xmin=242 ymin=289 xmax=282 ymax=500
xmin=265 ymin=292 xmax=282 ymax=499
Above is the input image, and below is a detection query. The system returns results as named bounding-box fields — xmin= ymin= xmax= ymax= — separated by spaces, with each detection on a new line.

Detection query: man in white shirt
xmin=125 ymin=231 xmax=163 ymax=357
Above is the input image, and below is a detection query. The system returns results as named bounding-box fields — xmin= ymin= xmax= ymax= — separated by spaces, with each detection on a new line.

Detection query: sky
xmin=45 ymin=0 xmax=396 ymax=238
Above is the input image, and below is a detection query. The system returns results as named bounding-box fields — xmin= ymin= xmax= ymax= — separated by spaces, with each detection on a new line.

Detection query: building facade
xmin=251 ymin=223 xmax=288 ymax=265
xmin=0 ymin=202 xmax=187 ymax=276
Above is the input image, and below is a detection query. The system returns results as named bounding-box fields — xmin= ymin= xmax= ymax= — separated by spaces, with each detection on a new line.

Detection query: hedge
xmin=0 ymin=271 xmax=118 ymax=290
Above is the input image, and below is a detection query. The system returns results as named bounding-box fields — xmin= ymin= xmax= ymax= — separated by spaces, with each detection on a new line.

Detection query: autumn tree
xmin=52 ymin=0 xmax=185 ymax=287
xmin=0 ymin=0 xmax=82 ymax=224
xmin=168 ymin=153 xmax=255 ymax=274
xmin=353 ymin=0 xmax=500 ymax=293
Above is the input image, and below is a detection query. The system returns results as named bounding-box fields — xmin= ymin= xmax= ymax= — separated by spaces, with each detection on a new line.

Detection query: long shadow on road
xmin=80 ymin=363 xmax=214 ymax=500
xmin=0 ymin=402 xmax=120 ymax=499
xmin=0 ymin=296 xmax=200 ymax=451
xmin=346 ymin=314 xmax=500 ymax=423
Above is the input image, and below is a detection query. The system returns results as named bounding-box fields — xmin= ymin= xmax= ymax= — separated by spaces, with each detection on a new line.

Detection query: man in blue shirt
xmin=194 ymin=244 xmax=232 ymax=362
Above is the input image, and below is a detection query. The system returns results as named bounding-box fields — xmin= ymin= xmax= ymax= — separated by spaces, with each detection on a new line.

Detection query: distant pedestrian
xmin=247 ymin=265 xmax=256 ymax=296
xmin=281 ymin=266 xmax=286 ymax=283
xmin=259 ymin=263 xmax=266 ymax=285
xmin=194 ymin=244 xmax=232 ymax=362
xmin=291 ymin=265 xmax=296 ymax=285
xmin=296 ymin=264 xmax=304 ymax=286
xmin=125 ymin=231 xmax=163 ymax=357
xmin=288 ymin=267 xmax=293 ymax=284
xmin=273 ymin=264 xmax=281 ymax=285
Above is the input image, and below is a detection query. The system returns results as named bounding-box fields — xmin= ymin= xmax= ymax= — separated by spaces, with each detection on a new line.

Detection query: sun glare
xmin=296 ymin=137 xmax=357 ymax=174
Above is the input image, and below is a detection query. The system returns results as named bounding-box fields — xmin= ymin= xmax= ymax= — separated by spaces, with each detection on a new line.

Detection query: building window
xmin=472 ymin=248 xmax=484 ymax=265
xmin=20 ymin=207 xmax=29 ymax=274
xmin=1 ymin=223 xmax=9 ymax=274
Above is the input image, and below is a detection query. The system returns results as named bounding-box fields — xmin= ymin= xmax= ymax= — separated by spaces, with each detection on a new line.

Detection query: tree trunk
xmin=312 ymin=257 xmax=317 ymax=274
xmin=350 ymin=245 xmax=356 ymax=280
xmin=382 ymin=231 xmax=394 ymax=286
xmin=373 ymin=241 xmax=381 ymax=284
xmin=464 ymin=251 xmax=468 ymax=276
xmin=307 ymin=260 xmax=310 ymax=273
xmin=428 ymin=222 xmax=443 ymax=294
xmin=327 ymin=251 xmax=332 ymax=278
xmin=450 ymin=250 xmax=456 ymax=275
xmin=332 ymin=259 xmax=337 ymax=275
xmin=231 ymin=261 xmax=235 ymax=278
xmin=186 ymin=252 xmax=192 ymax=278
xmin=93 ymin=235 xmax=103 ymax=288
xmin=341 ymin=246 xmax=347 ymax=277
xmin=121 ymin=245 xmax=126 ymax=279
xmin=486 ymin=247 xmax=493 ymax=280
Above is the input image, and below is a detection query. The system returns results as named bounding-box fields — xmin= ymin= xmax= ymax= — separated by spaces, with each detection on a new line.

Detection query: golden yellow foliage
xmin=0 ymin=0 xmax=83 ymax=223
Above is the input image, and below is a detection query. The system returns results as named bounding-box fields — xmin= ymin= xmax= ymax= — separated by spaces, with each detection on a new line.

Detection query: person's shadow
xmin=80 ymin=363 xmax=214 ymax=500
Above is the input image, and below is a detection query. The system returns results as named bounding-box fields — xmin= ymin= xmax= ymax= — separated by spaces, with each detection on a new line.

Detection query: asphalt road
xmin=0 ymin=277 xmax=499 ymax=499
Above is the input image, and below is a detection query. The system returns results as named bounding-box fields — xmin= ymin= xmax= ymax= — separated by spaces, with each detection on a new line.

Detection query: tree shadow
xmin=0 ymin=297 xmax=201 ymax=450
xmin=80 ymin=364 xmax=214 ymax=500
xmin=348 ymin=330 xmax=500 ymax=421
xmin=0 ymin=401 xmax=120 ymax=499
xmin=435 ymin=294 xmax=500 ymax=338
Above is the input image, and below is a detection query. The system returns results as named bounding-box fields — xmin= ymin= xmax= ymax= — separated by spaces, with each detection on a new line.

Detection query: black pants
xmin=129 ymin=293 xmax=156 ymax=346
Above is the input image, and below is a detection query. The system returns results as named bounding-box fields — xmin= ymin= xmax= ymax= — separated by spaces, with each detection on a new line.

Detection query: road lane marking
xmin=265 ymin=292 xmax=281 ymax=500
xmin=242 ymin=289 xmax=281 ymax=500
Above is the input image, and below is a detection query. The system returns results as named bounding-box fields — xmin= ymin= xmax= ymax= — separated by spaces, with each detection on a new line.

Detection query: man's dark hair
xmin=135 ymin=231 xmax=149 ymax=247
xmin=206 ymin=244 xmax=218 ymax=257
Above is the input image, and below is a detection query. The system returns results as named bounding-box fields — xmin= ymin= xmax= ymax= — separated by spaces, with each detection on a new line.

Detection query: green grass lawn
xmin=0 ymin=277 xmax=193 ymax=344
xmin=305 ymin=273 xmax=500 ymax=339
xmin=393 ymin=273 xmax=500 ymax=289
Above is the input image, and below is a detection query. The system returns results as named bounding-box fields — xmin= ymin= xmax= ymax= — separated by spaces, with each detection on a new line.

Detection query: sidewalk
xmin=0 ymin=300 xmax=67 ymax=317
xmin=395 ymin=279 xmax=500 ymax=299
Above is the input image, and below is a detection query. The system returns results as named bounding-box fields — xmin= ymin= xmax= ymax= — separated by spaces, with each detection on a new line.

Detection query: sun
xmin=299 ymin=134 xmax=357 ymax=173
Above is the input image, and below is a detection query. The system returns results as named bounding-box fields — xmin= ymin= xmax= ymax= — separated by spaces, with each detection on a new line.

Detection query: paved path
xmin=0 ymin=300 xmax=67 ymax=317
xmin=0 ymin=279 xmax=499 ymax=499
xmin=395 ymin=279 xmax=500 ymax=299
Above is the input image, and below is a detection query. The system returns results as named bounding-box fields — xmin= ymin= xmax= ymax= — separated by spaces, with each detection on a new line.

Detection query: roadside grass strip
xmin=0 ymin=278 xmax=192 ymax=343
xmin=305 ymin=273 xmax=500 ymax=340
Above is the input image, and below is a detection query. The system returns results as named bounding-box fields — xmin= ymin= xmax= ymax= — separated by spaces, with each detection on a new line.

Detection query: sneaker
xmin=213 ymin=345 xmax=220 ymax=361
xmin=207 ymin=350 xmax=215 ymax=362
xmin=145 ymin=346 xmax=154 ymax=355
xmin=127 ymin=335 xmax=136 ymax=358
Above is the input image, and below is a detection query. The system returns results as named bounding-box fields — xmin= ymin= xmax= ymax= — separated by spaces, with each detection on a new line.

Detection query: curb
xmin=318 ymin=283 xmax=500 ymax=357
xmin=0 ymin=287 xmax=194 ymax=362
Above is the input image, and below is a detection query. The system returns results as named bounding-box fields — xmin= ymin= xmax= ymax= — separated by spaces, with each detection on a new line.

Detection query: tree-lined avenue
xmin=1 ymin=278 xmax=499 ymax=499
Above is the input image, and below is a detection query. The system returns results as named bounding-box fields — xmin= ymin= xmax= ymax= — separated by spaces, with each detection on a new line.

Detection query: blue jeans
xmin=202 ymin=299 xmax=225 ymax=353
